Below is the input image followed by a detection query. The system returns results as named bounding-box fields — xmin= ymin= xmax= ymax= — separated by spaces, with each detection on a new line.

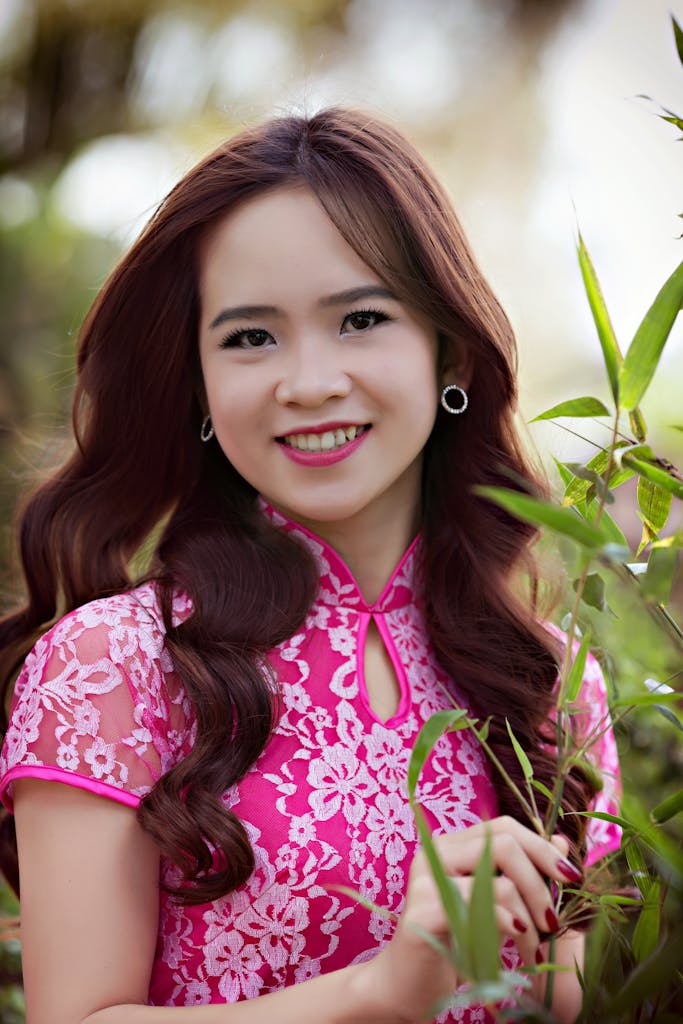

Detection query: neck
xmin=285 ymin=492 xmax=420 ymax=605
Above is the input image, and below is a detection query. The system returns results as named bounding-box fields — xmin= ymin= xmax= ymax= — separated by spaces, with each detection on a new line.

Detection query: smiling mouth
xmin=278 ymin=425 xmax=370 ymax=453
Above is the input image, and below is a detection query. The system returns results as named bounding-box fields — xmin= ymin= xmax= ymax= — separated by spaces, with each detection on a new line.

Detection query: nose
xmin=274 ymin=336 xmax=352 ymax=407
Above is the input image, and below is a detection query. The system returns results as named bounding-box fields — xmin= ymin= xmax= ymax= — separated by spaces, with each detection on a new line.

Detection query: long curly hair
xmin=0 ymin=107 xmax=595 ymax=903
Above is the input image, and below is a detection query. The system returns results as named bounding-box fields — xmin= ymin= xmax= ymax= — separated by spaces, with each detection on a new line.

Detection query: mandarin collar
xmin=258 ymin=498 xmax=422 ymax=613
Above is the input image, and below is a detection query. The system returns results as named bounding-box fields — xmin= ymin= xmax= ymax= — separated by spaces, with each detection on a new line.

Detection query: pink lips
xmin=277 ymin=427 xmax=370 ymax=467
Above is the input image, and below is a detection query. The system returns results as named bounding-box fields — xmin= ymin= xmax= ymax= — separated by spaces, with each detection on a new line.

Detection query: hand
xmin=352 ymin=816 xmax=583 ymax=1024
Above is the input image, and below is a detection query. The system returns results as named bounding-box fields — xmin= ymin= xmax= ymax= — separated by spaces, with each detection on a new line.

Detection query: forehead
xmin=197 ymin=185 xmax=384 ymax=307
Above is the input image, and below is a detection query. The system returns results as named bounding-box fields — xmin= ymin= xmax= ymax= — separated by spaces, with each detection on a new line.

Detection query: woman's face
xmin=197 ymin=185 xmax=445 ymax=532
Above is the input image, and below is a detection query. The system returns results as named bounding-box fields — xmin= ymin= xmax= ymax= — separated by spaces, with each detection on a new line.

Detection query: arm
xmin=16 ymin=783 xmax=582 ymax=1024
xmin=14 ymin=780 xmax=399 ymax=1024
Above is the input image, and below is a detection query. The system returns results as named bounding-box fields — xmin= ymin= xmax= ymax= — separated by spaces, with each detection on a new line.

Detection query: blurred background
xmin=0 ymin=0 xmax=681 ymax=1018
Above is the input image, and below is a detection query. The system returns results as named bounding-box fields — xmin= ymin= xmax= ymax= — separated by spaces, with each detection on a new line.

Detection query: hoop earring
xmin=440 ymin=384 xmax=468 ymax=415
xmin=200 ymin=414 xmax=215 ymax=442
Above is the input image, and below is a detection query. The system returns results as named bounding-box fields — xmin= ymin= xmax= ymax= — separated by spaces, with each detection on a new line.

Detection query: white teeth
xmin=282 ymin=425 xmax=367 ymax=452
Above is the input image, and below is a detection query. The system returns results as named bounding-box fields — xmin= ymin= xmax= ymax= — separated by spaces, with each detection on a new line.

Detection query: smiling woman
xmin=0 ymin=108 xmax=620 ymax=1024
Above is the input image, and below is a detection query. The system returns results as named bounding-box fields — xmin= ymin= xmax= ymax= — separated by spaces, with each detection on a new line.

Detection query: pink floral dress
xmin=0 ymin=503 xmax=621 ymax=1020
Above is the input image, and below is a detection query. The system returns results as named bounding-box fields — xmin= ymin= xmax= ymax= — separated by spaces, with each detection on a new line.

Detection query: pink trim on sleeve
xmin=0 ymin=765 xmax=142 ymax=813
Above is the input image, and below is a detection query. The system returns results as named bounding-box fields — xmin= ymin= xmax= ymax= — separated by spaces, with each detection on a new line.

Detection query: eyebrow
xmin=208 ymin=285 xmax=400 ymax=330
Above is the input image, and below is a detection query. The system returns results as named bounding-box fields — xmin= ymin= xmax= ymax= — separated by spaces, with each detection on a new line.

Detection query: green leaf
xmin=619 ymin=259 xmax=683 ymax=410
xmin=642 ymin=547 xmax=679 ymax=604
xmin=407 ymin=709 xmax=468 ymax=799
xmin=632 ymin=881 xmax=660 ymax=963
xmin=673 ymin=14 xmax=683 ymax=66
xmin=562 ymin=445 xmax=634 ymax=507
xmin=565 ymin=628 xmax=592 ymax=702
xmin=553 ymin=457 xmax=574 ymax=490
xmin=412 ymin=804 xmax=470 ymax=973
xmin=637 ymin=477 xmax=673 ymax=535
xmin=469 ymin=836 xmax=500 ymax=981
xmin=505 ymin=719 xmax=533 ymax=780
xmin=653 ymin=704 xmax=683 ymax=732
xmin=651 ymin=789 xmax=683 ymax=823
xmin=531 ymin=397 xmax=611 ymax=422
xmin=629 ymin=406 xmax=648 ymax=443
xmin=530 ymin=778 xmax=556 ymax=804
xmin=605 ymin=933 xmax=683 ymax=1014
xmin=671 ymin=425 xmax=683 ymax=433
xmin=575 ymin=809 xmax=633 ymax=830
xmin=475 ymin=487 xmax=609 ymax=549
xmin=626 ymin=456 xmax=683 ymax=501
xmin=575 ymin=573 xmax=606 ymax=612
xmin=585 ymin=501 xmax=630 ymax=550
xmin=566 ymin=465 xmax=613 ymax=504
xmin=577 ymin=232 xmax=623 ymax=402
xmin=625 ymin=841 xmax=652 ymax=899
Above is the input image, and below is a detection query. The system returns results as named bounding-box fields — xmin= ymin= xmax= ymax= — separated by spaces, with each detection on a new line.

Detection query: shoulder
xmin=20 ymin=582 xmax=191 ymax=684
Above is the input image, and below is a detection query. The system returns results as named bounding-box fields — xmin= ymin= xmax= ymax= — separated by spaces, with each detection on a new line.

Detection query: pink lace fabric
xmin=0 ymin=504 xmax=621 ymax=1019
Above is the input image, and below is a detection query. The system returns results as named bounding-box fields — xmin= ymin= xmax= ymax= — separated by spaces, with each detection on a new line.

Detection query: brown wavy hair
xmin=0 ymin=107 xmax=595 ymax=903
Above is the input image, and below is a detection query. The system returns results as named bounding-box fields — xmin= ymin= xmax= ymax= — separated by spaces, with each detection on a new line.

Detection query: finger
xmin=494 ymin=904 xmax=539 ymax=967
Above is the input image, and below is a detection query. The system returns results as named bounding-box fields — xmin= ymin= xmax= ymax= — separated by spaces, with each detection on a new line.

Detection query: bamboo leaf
xmin=629 ymin=406 xmax=647 ymax=442
xmin=577 ymin=232 xmax=623 ymax=402
xmin=574 ymin=810 xmax=633 ymax=829
xmin=553 ymin=457 xmax=574 ymax=489
xmin=505 ymin=719 xmax=533 ymax=780
xmin=412 ymin=804 xmax=470 ymax=973
xmin=619 ymin=259 xmax=683 ymax=410
xmin=531 ymin=397 xmax=610 ymax=422
xmin=575 ymin=573 xmax=606 ymax=611
xmin=566 ymin=628 xmax=592 ymax=702
xmin=625 ymin=841 xmax=652 ymax=899
xmin=653 ymin=704 xmax=683 ymax=732
xmin=641 ymin=547 xmax=679 ymax=604
xmin=605 ymin=933 xmax=683 ymax=1014
xmin=407 ymin=709 xmax=468 ymax=799
xmin=651 ymin=789 xmax=683 ymax=823
xmin=585 ymin=501 xmax=630 ymax=550
xmin=637 ymin=477 xmax=673 ymax=533
xmin=626 ymin=456 xmax=683 ymax=501
xmin=673 ymin=14 xmax=683 ymax=66
xmin=469 ymin=836 xmax=500 ymax=981
xmin=475 ymin=487 xmax=609 ymax=549
xmin=632 ymin=881 xmax=660 ymax=963
xmin=562 ymin=444 xmax=633 ymax=507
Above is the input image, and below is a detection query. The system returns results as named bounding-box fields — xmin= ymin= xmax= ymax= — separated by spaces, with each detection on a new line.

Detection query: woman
xmin=0 ymin=108 xmax=620 ymax=1023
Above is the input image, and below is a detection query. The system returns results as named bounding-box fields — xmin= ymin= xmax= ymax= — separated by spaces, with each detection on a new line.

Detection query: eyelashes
xmin=218 ymin=307 xmax=393 ymax=350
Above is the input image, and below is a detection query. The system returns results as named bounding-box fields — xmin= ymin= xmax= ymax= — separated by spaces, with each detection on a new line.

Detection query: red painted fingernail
xmin=535 ymin=948 xmax=544 ymax=965
xmin=512 ymin=917 xmax=528 ymax=934
xmin=557 ymin=858 xmax=583 ymax=882
xmin=545 ymin=907 xmax=560 ymax=932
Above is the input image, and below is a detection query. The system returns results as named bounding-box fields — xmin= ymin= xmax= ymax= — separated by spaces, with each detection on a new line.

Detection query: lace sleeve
xmin=0 ymin=584 xmax=194 ymax=811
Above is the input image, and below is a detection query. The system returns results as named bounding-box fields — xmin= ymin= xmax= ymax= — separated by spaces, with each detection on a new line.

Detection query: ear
xmin=441 ymin=340 xmax=474 ymax=391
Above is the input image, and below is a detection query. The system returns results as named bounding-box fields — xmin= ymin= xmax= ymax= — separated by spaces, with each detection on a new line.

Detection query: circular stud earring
xmin=440 ymin=384 xmax=468 ymax=415
xmin=200 ymin=414 xmax=215 ymax=442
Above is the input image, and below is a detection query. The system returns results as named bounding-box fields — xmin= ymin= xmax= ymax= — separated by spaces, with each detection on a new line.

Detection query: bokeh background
xmin=0 ymin=0 xmax=681 ymax=1019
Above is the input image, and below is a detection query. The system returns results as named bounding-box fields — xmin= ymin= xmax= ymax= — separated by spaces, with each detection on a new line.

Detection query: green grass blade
xmin=619 ymin=259 xmax=683 ymax=410
xmin=531 ymin=397 xmax=611 ymax=422
xmin=475 ymin=486 xmax=609 ymax=549
xmin=642 ymin=547 xmax=678 ymax=604
xmin=577 ymin=232 xmax=623 ymax=403
xmin=407 ymin=709 xmax=468 ymax=799
xmin=672 ymin=14 xmax=683 ymax=66
xmin=468 ymin=836 xmax=500 ymax=982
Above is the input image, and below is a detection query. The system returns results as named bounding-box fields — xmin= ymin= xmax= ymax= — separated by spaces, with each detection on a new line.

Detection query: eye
xmin=341 ymin=308 xmax=392 ymax=334
xmin=219 ymin=327 xmax=274 ymax=350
